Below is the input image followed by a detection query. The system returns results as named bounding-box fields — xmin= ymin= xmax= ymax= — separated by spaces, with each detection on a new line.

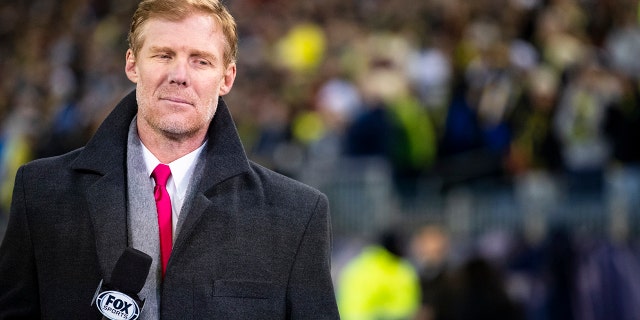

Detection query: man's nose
xmin=168 ymin=60 xmax=189 ymax=86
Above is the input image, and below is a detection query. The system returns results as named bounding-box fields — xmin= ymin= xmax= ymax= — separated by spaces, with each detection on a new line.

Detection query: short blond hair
xmin=128 ymin=0 xmax=238 ymax=66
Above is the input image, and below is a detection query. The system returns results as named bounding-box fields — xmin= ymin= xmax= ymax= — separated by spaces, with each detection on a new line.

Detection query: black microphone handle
xmin=92 ymin=247 xmax=152 ymax=320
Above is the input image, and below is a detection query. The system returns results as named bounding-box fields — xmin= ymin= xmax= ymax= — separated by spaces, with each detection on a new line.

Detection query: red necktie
xmin=152 ymin=164 xmax=172 ymax=278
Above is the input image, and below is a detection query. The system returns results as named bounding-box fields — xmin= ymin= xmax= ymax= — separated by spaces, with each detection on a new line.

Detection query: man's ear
xmin=125 ymin=49 xmax=138 ymax=83
xmin=219 ymin=62 xmax=236 ymax=96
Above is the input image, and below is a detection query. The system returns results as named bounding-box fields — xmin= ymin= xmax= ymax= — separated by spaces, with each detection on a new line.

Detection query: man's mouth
xmin=160 ymin=96 xmax=193 ymax=106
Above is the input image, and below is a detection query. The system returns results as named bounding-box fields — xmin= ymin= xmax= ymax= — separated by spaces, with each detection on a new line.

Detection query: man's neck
xmin=137 ymin=129 xmax=207 ymax=164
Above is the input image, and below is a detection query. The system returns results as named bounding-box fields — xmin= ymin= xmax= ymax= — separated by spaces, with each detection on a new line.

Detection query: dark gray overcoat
xmin=0 ymin=90 xmax=340 ymax=319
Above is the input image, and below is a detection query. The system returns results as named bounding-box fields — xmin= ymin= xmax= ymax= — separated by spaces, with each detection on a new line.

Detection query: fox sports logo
xmin=96 ymin=291 xmax=141 ymax=320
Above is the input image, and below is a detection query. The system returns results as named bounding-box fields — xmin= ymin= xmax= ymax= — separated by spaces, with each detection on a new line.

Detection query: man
xmin=0 ymin=0 xmax=340 ymax=318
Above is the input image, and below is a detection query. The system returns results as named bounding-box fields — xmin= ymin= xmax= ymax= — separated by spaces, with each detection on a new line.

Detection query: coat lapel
xmin=172 ymin=99 xmax=251 ymax=256
xmin=85 ymin=170 xmax=129 ymax=279
xmin=70 ymin=90 xmax=138 ymax=280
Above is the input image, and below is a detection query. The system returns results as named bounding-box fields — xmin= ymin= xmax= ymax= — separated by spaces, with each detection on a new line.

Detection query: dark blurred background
xmin=2 ymin=0 xmax=640 ymax=319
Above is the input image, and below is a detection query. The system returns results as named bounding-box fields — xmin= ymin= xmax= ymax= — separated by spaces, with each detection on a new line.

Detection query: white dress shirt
xmin=141 ymin=141 xmax=206 ymax=237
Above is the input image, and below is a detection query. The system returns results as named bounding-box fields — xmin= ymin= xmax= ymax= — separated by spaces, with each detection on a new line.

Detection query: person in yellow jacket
xmin=338 ymin=230 xmax=421 ymax=320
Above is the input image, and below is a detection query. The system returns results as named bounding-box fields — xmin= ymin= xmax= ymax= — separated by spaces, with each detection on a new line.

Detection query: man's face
xmin=125 ymin=13 xmax=236 ymax=141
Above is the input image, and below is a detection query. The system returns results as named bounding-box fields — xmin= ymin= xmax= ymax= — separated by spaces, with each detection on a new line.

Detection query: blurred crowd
xmin=335 ymin=223 xmax=640 ymax=320
xmin=3 ymin=0 xmax=640 ymax=210
xmin=3 ymin=0 xmax=640 ymax=318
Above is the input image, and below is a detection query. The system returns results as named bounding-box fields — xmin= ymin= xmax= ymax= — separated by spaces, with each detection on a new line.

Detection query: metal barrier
xmin=301 ymin=157 xmax=640 ymax=242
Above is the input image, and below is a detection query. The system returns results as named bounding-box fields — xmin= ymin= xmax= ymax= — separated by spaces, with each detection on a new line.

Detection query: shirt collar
xmin=141 ymin=140 xmax=207 ymax=197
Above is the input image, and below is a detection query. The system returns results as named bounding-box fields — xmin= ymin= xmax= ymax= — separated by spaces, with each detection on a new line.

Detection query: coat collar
xmin=71 ymin=89 xmax=251 ymax=184
xmin=70 ymin=89 xmax=251 ymax=280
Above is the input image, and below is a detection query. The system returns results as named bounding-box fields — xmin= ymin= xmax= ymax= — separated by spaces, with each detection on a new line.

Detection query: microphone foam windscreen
xmin=110 ymin=247 xmax=153 ymax=294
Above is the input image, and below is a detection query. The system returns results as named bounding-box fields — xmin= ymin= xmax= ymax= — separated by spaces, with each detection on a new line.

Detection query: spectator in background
xmin=553 ymin=60 xmax=619 ymax=195
xmin=447 ymin=256 xmax=524 ymax=320
xmin=411 ymin=224 xmax=452 ymax=320
xmin=337 ymin=228 xmax=422 ymax=320
xmin=506 ymin=65 xmax=563 ymax=176
xmin=413 ymin=225 xmax=524 ymax=320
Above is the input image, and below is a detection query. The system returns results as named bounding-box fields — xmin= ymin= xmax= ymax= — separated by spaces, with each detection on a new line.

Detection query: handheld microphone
xmin=91 ymin=247 xmax=153 ymax=320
